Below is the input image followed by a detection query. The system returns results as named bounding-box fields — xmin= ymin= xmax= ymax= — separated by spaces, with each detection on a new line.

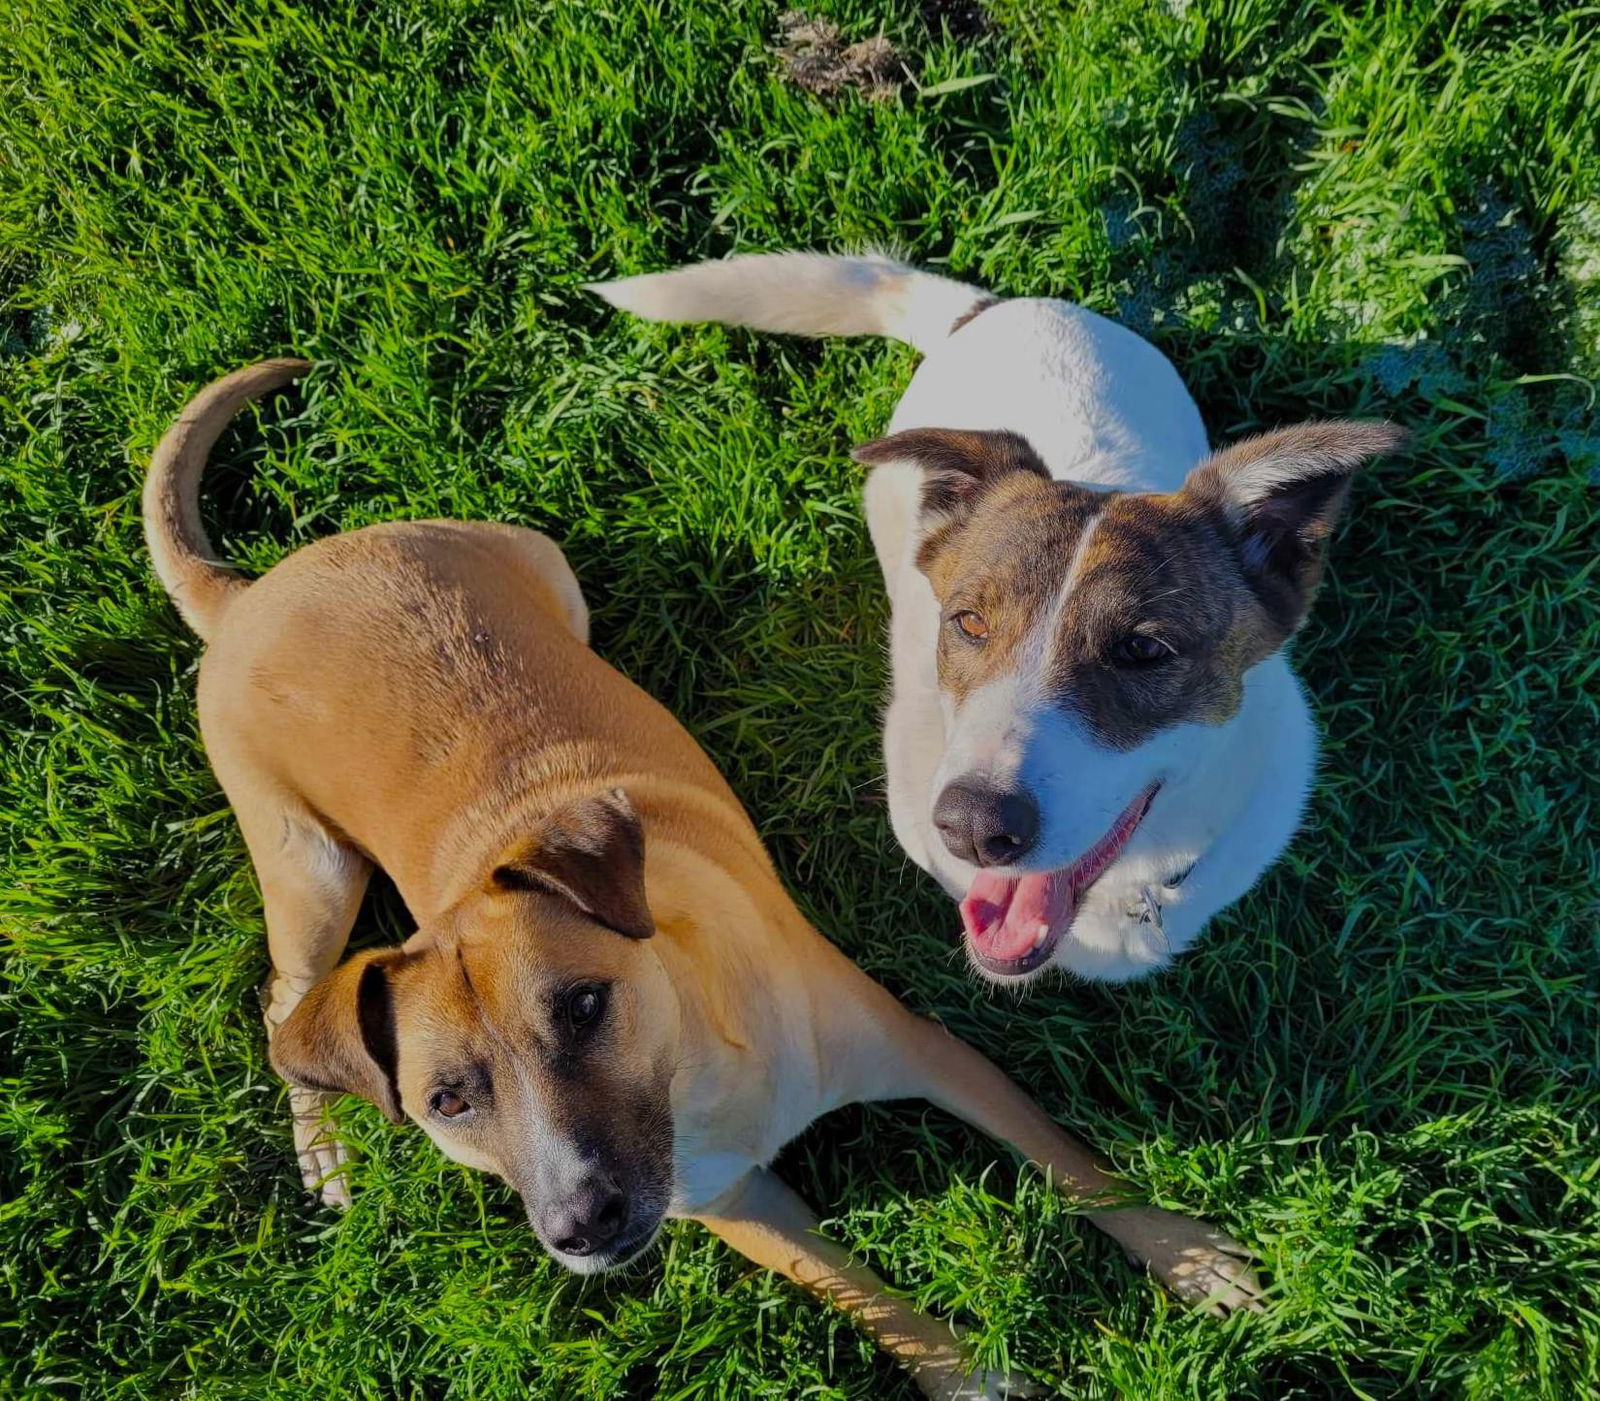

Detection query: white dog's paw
xmin=1114 ymin=1208 xmax=1265 ymax=1315
xmin=289 ymin=1085 xmax=354 ymax=1209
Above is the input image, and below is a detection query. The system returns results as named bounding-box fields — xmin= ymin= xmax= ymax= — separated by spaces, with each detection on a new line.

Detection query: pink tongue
xmin=960 ymin=869 xmax=1076 ymax=963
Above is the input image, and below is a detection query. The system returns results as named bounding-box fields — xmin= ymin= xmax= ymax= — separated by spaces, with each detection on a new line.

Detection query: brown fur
xmin=144 ymin=363 xmax=1265 ymax=1399
xmin=860 ymin=421 xmax=1405 ymax=751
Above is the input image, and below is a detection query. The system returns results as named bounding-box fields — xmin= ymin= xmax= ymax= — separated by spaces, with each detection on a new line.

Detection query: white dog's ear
xmin=852 ymin=428 xmax=1049 ymax=520
xmin=1182 ymin=420 xmax=1407 ymax=630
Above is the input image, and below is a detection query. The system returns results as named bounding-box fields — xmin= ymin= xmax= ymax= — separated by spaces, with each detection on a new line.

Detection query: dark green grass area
xmin=3 ymin=0 xmax=1597 ymax=1395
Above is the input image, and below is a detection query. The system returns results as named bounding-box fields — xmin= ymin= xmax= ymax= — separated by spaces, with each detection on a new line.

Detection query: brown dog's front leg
xmin=225 ymin=784 xmax=374 ymax=1210
xmin=892 ymin=1015 xmax=1264 ymax=1315
xmin=695 ymin=1169 xmax=1027 ymax=1401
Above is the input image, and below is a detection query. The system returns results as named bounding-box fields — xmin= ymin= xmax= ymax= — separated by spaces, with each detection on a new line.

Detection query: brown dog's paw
xmin=260 ymin=970 xmax=308 ymax=1038
xmin=290 ymin=1085 xmax=354 ymax=1210
xmin=912 ymin=1332 xmax=1038 ymax=1401
xmin=921 ymin=1344 xmax=1040 ymax=1401
xmin=925 ymin=1365 xmax=1036 ymax=1401
xmin=1113 ymin=1208 xmax=1266 ymax=1315
xmin=971 ymin=1369 xmax=1039 ymax=1400
xmin=263 ymin=975 xmax=355 ymax=1209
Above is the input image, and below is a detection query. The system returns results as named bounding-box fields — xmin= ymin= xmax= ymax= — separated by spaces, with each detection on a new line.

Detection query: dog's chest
xmin=668 ymin=1044 xmax=827 ymax=1214
xmin=671 ymin=1151 xmax=756 ymax=1213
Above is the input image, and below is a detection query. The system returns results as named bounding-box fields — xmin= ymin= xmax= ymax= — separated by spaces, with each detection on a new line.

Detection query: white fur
xmin=589 ymin=252 xmax=982 ymax=355
xmin=594 ymin=254 xmax=1322 ymax=982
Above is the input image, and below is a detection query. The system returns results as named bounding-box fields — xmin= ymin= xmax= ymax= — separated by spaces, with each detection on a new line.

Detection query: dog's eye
xmin=1113 ymin=633 xmax=1170 ymax=665
xmin=951 ymin=611 xmax=989 ymax=642
xmin=431 ymin=1090 xmax=470 ymax=1120
xmin=565 ymin=984 xmax=607 ymax=1032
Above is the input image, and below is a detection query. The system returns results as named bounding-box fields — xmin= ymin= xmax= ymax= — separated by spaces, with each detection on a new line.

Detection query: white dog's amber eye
xmin=432 ymin=1091 xmax=470 ymax=1119
xmin=952 ymin=611 xmax=989 ymax=641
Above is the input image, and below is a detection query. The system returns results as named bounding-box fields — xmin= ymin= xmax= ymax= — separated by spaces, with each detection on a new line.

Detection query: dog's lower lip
xmin=970 ymin=921 xmax=1065 ymax=977
xmin=965 ymin=783 xmax=1161 ymax=978
xmin=605 ymin=1231 xmax=654 ymax=1260
xmin=551 ymin=1221 xmax=660 ymax=1269
xmin=607 ymin=1224 xmax=663 ymax=1265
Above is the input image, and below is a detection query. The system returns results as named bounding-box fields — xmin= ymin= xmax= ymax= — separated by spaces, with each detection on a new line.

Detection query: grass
xmin=2 ymin=0 xmax=1597 ymax=1395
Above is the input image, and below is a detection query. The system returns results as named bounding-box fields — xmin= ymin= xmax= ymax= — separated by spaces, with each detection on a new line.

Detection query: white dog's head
xmin=853 ymin=421 xmax=1405 ymax=980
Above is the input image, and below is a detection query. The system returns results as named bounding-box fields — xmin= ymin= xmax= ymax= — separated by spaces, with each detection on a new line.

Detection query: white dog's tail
xmin=587 ymin=252 xmax=996 ymax=355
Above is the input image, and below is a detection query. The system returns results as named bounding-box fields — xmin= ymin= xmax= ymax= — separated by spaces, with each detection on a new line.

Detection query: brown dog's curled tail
xmin=141 ymin=357 xmax=311 ymax=640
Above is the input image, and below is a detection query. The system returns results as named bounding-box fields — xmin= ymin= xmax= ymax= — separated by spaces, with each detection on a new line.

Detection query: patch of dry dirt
xmin=775 ymin=11 xmax=906 ymax=102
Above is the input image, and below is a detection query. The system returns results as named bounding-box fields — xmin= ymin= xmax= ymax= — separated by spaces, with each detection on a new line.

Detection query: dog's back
xmin=140 ymin=362 xmax=766 ymax=920
xmin=889 ymin=296 xmax=1208 ymax=491
xmin=197 ymin=516 xmax=762 ymax=914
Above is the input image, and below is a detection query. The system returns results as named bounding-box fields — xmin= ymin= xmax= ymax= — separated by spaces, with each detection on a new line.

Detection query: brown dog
xmin=143 ymin=360 xmax=1263 ymax=1399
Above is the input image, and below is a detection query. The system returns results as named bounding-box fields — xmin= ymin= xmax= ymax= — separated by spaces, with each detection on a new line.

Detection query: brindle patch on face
xmin=920 ymin=479 xmax=1286 ymax=751
xmin=920 ymin=472 xmax=1100 ymax=707
xmin=1046 ymin=491 xmax=1281 ymax=750
xmin=894 ymin=419 xmax=1400 ymax=757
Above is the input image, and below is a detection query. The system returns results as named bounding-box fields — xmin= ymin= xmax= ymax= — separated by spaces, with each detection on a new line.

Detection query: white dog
xmin=592 ymin=253 xmax=1403 ymax=983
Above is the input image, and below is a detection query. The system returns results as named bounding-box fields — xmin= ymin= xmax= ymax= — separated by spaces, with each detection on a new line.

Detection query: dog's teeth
xmin=1031 ymin=923 xmax=1050 ymax=950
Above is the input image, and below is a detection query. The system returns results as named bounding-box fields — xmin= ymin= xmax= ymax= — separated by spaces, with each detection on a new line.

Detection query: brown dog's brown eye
xmin=432 ymin=1090 xmax=470 ymax=1119
xmin=565 ymin=984 xmax=606 ymax=1032
xmin=1114 ymin=633 xmax=1170 ymax=665
xmin=952 ymin=611 xmax=989 ymax=642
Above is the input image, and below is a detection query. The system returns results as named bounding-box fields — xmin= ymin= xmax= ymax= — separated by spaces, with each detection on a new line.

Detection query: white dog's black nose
xmin=933 ymin=781 xmax=1039 ymax=867
xmin=543 ymin=1178 xmax=628 ymax=1257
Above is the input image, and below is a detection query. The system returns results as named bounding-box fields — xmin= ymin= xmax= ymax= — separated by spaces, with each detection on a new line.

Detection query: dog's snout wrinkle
xmin=933 ymin=780 xmax=1039 ymax=867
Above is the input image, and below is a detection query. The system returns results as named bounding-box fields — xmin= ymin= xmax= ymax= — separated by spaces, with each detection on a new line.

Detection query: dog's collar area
xmin=1125 ymin=860 xmax=1197 ymax=928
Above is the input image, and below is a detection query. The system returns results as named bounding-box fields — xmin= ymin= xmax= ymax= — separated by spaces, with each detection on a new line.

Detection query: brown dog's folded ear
xmin=492 ymin=788 xmax=654 ymax=940
xmin=851 ymin=428 xmax=1050 ymax=520
xmin=270 ymin=948 xmax=409 ymax=1124
xmin=1183 ymin=420 xmax=1407 ymax=633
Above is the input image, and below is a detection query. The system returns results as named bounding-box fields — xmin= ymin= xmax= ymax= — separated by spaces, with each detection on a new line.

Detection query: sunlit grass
xmin=2 ymin=0 xmax=1597 ymax=1395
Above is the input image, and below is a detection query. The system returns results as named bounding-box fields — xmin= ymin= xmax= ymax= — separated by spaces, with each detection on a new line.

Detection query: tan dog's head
xmin=854 ymin=422 xmax=1406 ymax=978
xmin=272 ymin=789 xmax=678 ymax=1272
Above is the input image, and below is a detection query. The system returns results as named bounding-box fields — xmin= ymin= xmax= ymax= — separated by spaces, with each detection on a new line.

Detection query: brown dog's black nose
xmin=933 ymin=781 xmax=1039 ymax=867
xmin=544 ymin=1178 xmax=628 ymax=1257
